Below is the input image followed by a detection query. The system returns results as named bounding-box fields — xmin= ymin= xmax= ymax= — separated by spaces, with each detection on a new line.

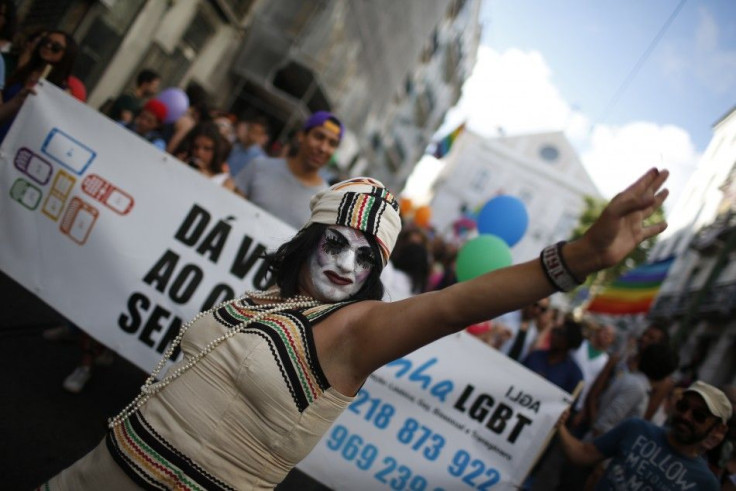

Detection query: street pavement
xmin=0 ymin=271 xmax=327 ymax=490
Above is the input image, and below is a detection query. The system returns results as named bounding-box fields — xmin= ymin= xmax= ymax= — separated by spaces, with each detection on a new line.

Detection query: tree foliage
xmin=569 ymin=195 xmax=665 ymax=288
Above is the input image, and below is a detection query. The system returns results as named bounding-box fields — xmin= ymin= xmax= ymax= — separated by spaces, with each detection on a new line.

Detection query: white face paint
xmin=304 ymin=226 xmax=376 ymax=301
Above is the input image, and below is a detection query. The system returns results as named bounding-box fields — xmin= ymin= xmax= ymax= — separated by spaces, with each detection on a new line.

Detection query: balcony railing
xmin=648 ymin=281 xmax=736 ymax=320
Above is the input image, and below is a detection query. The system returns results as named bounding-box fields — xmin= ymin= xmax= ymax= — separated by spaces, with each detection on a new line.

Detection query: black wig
xmin=264 ymin=223 xmax=385 ymax=301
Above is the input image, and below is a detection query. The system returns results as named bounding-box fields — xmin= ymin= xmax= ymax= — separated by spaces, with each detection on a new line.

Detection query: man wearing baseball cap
xmin=557 ymin=380 xmax=731 ymax=490
xmin=233 ymin=110 xmax=344 ymax=229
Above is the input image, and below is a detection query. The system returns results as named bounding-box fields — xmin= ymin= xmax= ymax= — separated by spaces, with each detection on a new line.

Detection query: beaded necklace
xmin=108 ymin=290 xmax=320 ymax=428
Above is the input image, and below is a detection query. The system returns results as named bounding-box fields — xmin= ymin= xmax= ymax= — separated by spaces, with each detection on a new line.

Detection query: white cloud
xmin=580 ymin=123 xmax=699 ymax=206
xmin=402 ymin=155 xmax=445 ymax=205
xmin=455 ymin=47 xmax=575 ymax=136
xmin=425 ymin=46 xmax=700 ymax=211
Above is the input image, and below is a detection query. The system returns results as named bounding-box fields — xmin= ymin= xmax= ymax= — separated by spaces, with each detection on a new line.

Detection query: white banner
xmin=0 ymin=82 xmax=295 ymax=371
xmin=0 ymin=83 xmax=571 ymax=489
xmin=298 ymin=332 xmax=573 ymax=490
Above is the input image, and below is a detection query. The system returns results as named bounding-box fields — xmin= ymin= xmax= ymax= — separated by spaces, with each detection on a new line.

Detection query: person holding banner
xmin=233 ymin=111 xmax=341 ymax=229
xmin=174 ymin=121 xmax=236 ymax=191
xmin=43 ymin=169 xmax=670 ymax=490
xmin=0 ymin=29 xmax=77 ymax=143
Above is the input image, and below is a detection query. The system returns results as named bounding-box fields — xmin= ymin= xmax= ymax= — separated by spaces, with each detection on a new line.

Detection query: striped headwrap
xmin=306 ymin=177 xmax=401 ymax=266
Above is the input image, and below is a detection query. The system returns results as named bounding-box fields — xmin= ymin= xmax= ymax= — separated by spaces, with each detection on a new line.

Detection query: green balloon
xmin=456 ymin=234 xmax=512 ymax=282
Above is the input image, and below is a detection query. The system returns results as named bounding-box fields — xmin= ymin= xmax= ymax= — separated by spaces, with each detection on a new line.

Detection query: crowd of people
xmin=1 ymin=19 xmax=734 ymax=491
xmin=463 ymin=296 xmax=736 ymax=490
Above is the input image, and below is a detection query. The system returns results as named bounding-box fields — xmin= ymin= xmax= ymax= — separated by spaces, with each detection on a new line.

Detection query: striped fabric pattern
xmin=213 ymin=300 xmax=352 ymax=412
xmin=107 ymin=411 xmax=235 ymax=491
xmin=336 ymin=187 xmax=399 ymax=263
xmin=308 ymin=177 xmax=401 ymax=266
xmin=105 ymin=299 xmax=353 ymax=489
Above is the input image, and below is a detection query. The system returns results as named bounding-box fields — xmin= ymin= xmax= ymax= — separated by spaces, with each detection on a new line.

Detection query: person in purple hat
xmin=233 ymin=110 xmax=343 ymax=228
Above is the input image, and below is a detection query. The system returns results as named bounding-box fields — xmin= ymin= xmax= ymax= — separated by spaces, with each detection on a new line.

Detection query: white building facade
xmin=429 ymin=130 xmax=602 ymax=263
xmin=648 ymin=106 xmax=736 ymax=387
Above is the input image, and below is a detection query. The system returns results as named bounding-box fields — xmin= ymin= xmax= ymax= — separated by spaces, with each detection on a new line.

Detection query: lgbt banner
xmin=1 ymin=82 xmax=574 ymax=490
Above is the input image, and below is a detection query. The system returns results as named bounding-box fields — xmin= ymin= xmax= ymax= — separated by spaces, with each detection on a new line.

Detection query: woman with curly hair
xmin=175 ymin=121 xmax=237 ymax=192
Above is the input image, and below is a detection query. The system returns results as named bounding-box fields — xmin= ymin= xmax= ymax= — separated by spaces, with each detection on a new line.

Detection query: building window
xmin=385 ymin=141 xmax=406 ymax=173
xmin=258 ymin=0 xmax=322 ymax=38
xmin=443 ymin=37 xmax=463 ymax=83
xmin=405 ymin=75 xmax=414 ymax=95
xmin=63 ymin=0 xmax=146 ymax=92
xmin=136 ymin=6 xmax=216 ymax=89
xmin=219 ymin=0 xmax=257 ymax=19
xmin=138 ymin=45 xmax=189 ymax=90
xmin=539 ymin=144 xmax=560 ymax=162
xmin=371 ymin=132 xmax=382 ymax=151
xmin=518 ymin=188 xmax=534 ymax=206
xmin=414 ymin=87 xmax=435 ymax=126
xmin=553 ymin=211 xmax=578 ymax=240
xmin=420 ymin=28 xmax=439 ymax=63
xmin=272 ymin=60 xmax=330 ymax=112
xmin=447 ymin=0 xmax=468 ymax=20
xmin=471 ymin=168 xmax=490 ymax=193
xmin=182 ymin=10 xmax=216 ymax=51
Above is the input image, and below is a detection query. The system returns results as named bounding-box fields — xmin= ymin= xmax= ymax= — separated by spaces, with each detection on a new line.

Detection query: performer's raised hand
xmin=567 ymin=168 xmax=669 ymax=279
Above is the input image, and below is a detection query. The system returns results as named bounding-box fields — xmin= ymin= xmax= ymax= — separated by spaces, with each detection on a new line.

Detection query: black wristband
xmin=540 ymin=241 xmax=585 ymax=292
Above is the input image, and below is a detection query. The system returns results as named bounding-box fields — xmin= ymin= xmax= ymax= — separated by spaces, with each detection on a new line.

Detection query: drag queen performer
xmin=43 ymin=169 xmax=669 ymax=490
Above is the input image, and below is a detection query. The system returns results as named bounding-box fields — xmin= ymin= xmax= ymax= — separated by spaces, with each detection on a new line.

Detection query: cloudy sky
xmin=404 ymin=0 xmax=736 ymax=213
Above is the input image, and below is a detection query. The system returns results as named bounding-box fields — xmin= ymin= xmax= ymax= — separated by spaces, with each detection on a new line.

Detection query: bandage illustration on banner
xmin=9 ymin=178 xmax=42 ymax=210
xmin=42 ymin=169 xmax=75 ymax=221
xmin=82 ymin=174 xmax=134 ymax=215
xmin=41 ymin=128 xmax=96 ymax=175
xmin=14 ymin=147 xmax=53 ymax=185
xmin=60 ymin=196 xmax=98 ymax=245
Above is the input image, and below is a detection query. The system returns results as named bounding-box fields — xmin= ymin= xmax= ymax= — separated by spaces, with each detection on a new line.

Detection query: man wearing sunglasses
xmin=557 ymin=380 xmax=732 ymax=490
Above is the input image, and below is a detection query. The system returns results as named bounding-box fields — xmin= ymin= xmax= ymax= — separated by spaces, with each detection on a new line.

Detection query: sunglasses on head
xmin=674 ymin=398 xmax=711 ymax=424
xmin=42 ymin=39 xmax=65 ymax=54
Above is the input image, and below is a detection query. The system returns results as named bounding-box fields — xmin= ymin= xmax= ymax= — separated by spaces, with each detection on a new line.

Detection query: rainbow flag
xmin=433 ymin=123 xmax=466 ymax=159
xmin=586 ymin=257 xmax=674 ymax=315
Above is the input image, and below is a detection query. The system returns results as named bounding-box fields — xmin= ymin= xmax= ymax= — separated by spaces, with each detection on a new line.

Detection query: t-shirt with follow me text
xmin=593 ymin=418 xmax=719 ymax=491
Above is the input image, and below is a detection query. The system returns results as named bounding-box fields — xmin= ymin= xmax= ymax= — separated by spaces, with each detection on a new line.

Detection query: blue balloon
xmin=476 ymin=195 xmax=529 ymax=247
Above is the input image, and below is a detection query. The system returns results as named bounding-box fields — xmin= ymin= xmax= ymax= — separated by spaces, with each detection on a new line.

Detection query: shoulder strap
xmin=302 ymin=300 xmax=358 ymax=323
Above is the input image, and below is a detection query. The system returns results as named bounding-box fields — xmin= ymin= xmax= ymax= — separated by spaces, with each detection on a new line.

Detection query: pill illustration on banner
xmin=41 ymin=128 xmax=96 ymax=175
xmin=10 ymin=178 xmax=42 ymax=210
xmin=42 ymin=169 xmax=76 ymax=221
xmin=14 ymin=147 xmax=53 ymax=185
xmin=60 ymin=197 xmax=98 ymax=245
xmin=82 ymin=174 xmax=134 ymax=215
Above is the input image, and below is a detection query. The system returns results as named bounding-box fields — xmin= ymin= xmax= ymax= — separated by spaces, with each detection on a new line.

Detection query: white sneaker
xmin=94 ymin=349 xmax=115 ymax=366
xmin=42 ymin=325 xmax=76 ymax=342
xmin=63 ymin=366 xmax=92 ymax=393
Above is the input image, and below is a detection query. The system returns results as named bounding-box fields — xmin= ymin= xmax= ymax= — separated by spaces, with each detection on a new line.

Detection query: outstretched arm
xmin=556 ymin=409 xmax=606 ymax=467
xmin=340 ymin=168 xmax=670 ymax=383
xmin=580 ymin=353 xmax=619 ymax=426
xmin=0 ymin=86 xmax=35 ymax=124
